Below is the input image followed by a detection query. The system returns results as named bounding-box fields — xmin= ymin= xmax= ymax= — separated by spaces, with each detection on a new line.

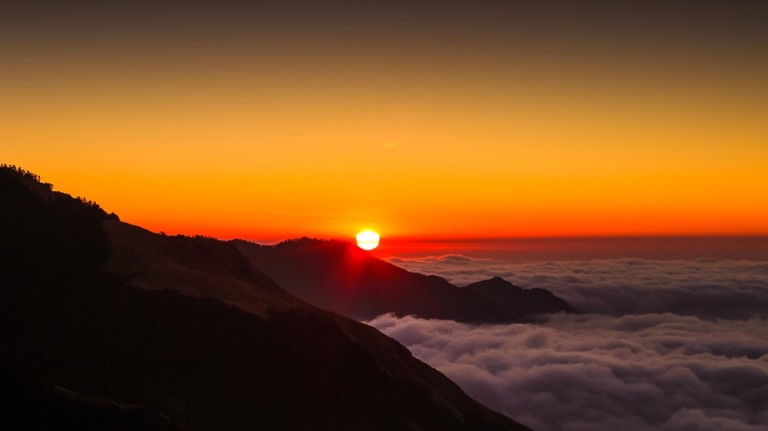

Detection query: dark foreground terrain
xmin=0 ymin=165 xmax=530 ymax=431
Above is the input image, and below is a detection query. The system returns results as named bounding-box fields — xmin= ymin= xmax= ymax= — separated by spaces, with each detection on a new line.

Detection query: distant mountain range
xmin=0 ymin=165 xmax=530 ymax=430
xmin=233 ymin=238 xmax=576 ymax=322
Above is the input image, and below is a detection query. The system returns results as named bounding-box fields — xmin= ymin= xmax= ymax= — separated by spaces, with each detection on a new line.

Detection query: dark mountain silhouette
xmin=0 ymin=165 xmax=530 ymax=431
xmin=1 ymin=369 xmax=182 ymax=431
xmin=233 ymin=238 xmax=575 ymax=322
xmin=465 ymin=277 xmax=579 ymax=317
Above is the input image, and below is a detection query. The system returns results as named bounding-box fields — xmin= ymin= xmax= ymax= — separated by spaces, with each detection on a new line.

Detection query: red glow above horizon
xmin=2 ymin=2 xmax=767 ymax=241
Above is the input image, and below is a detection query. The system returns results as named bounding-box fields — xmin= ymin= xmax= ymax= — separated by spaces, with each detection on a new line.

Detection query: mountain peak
xmin=466 ymin=276 xmax=524 ymax=290
xmin=466 ymin=277 xmax=578 ymax=316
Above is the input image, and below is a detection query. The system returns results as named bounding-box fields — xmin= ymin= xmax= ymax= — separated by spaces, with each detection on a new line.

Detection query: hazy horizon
xmin=235 ymin=234 xmax=768 ymax=262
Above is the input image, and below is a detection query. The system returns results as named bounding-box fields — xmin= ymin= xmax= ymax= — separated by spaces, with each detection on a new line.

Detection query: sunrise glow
xmin=2 ymin=2 xmax=766 ymax=241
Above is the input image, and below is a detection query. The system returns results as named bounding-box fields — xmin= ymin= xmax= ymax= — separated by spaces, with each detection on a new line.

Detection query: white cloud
xmin=367 ymin=313 xmax=768 ymax=431
xmin=387 ymin=257 xmax=768 ymax=319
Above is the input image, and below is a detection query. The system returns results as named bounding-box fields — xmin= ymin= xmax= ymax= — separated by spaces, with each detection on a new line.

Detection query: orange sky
xmin=2 ymin=1 xmax=767 ymax=241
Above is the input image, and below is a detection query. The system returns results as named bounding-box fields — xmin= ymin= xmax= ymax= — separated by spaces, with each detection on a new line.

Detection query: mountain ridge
xmin=465 ymin=276 xmax=579 ymax=317
xmin=0 ymin=165 xmax=530 ymax=431
xmin=233 ymin=237 xmax=576 ymax=323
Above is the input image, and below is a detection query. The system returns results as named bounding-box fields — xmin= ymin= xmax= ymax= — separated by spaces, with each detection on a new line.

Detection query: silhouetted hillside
xmin=465 ymin=277 xmax=579 ymax=317
xmin=233 ymin=238 xmax=575 ymax=322
xmin=0 ymin=165 xmax=530 ymax=431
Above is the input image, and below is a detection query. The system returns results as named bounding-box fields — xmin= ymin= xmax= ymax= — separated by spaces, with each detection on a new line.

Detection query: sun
xmin=356 ymin=230 xmax=380 ymax=250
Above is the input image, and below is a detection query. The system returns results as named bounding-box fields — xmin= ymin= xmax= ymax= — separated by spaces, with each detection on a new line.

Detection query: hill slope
xmin=233 ymin=238 xmax=575 ymax=322
xmin=0 ymin=165 xmax=530 ymax=431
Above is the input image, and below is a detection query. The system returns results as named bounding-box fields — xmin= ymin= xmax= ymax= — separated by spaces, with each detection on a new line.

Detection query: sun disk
xmin=356 ymin=230 xmax=380 ymax=250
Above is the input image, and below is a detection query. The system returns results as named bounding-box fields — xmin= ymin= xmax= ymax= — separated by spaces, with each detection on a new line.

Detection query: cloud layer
xmin=387 ymin=257 xmax=768 ymax=320
xmin=367 ymin=313 xmax=768 ymax=431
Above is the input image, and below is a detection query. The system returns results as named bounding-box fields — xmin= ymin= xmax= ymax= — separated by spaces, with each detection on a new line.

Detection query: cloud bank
xmin=367 ymin=313 xmax=768 ymax=431
xmin=387 ymin=257 xmax=768 ymax=320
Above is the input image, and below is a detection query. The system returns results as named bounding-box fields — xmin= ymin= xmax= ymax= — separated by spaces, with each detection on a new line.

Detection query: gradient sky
xmin=2 ymin=1 xmax=767 ymax=240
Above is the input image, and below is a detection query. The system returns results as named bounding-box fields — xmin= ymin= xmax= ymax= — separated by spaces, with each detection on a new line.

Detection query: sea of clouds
xmin=388 ymin=256 xmax=768 ymax=320
xmin=370 ymin=257 xmax=768 ymax=431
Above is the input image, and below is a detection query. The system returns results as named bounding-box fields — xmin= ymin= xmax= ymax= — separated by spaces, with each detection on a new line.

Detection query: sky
xmin=2 ymin=0 xmax=768 ymax=241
